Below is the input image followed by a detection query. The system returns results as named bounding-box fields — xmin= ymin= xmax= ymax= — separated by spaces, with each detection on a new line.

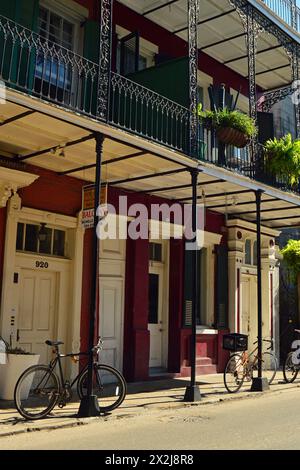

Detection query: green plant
xmin=264 ymin=134 xmax=300 ymax=187
xmin=6 ymin=346 xmax=33 ymax=355
xmin=197 ymin=105 xmax=257 ymax=138
xmin=281 ymin=239 xmax=300 ymax=283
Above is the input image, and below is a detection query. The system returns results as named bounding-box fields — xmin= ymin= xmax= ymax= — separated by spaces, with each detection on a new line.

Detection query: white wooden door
xmin=99 ymin=277 xmax=123 ymax=371
xmin=18 ymin=269 xmax=57 ymax=364
xmin=148 ymin=266 xmax=164 ymax=368
xmin=241 ymin=274 xmax=258 ymax=349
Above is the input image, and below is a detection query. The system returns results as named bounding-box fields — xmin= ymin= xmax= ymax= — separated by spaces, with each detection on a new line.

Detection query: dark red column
xmin=0 ymin=207 xmax=7 ymax=298
xmin=123 ymin=237 xmax=150 ymax=382
xmin=168 ymin=238 xmax=184 ymax=372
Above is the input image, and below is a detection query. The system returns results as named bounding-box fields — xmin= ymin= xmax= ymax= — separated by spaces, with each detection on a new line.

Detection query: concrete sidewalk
xmin=0 ymin=372 xmax=299 ymax=439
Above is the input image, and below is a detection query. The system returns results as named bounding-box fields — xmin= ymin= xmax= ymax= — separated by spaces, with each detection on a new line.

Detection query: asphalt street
xmin=1 ymin=386 xmax=300 ymax=450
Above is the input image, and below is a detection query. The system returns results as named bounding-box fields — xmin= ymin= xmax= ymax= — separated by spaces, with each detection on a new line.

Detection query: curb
xmin=0 ymin=382 xmax=299 ymax=439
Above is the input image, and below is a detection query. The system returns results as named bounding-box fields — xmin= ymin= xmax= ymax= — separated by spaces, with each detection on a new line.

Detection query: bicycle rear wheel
xmin=223 ymin=353 xmax=246 ymax=393
xmin=261 ymin=352 xmax=277 ymax=385
xmin=14 ymin=365 xmax=59 ymax=420
xmin=283 ymin=351 xmax=299 ymax=383
xmin=77 ymin=364 xmax=127 ymax=413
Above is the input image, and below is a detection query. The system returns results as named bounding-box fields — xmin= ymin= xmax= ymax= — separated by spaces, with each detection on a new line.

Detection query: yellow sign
xmin=82 ymin=184 xmax=108 ymax=228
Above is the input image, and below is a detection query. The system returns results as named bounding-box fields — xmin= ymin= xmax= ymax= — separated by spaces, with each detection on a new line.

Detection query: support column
xmin=97 ymin=0 xmax=113 ymax=121
xmin=227 ymin=227 xmax=244 ymax=334
xmin=123 ymin=237 xmax=150 ymax=382
xmin=168 ymin=238 xmax=185 ymax=372
xmin=184 ymin=169 xmax=201 ymax=402
xmin=251 ymin=190 xmax=269 ymax=392
xmin=78 ymin=133 xmax=104 ymax=417
xmin=188 ymin=0 xmax=199 ymax=158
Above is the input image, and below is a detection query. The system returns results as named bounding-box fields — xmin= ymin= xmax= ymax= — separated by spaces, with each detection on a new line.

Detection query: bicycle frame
xmin=47 ymin=352 xmax=89 ymax=391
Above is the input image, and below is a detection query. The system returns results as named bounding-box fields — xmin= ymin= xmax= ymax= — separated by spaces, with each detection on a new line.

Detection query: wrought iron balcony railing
xmin=0 ymin=14 xmax=298 ymax=196
xmin=261 ymin=0 xmax=300 ymax=32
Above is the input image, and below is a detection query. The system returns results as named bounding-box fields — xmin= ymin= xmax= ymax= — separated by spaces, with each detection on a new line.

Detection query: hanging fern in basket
xmin=280 ymin=239 xmax=300 ymax=283
xmin=264 ymin=134 xmax=300 ymax=187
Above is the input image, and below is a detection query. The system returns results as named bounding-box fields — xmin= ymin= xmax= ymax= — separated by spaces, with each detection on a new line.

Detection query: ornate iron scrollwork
xmin=97 ymin=0 xmax=113 ymax=121
xmin=188 ymin=0 xmax=200 ymax=157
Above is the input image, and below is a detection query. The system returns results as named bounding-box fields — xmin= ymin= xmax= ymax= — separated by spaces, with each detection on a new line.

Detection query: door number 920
xmin=36 ymin=261 xmax=49 ymax=269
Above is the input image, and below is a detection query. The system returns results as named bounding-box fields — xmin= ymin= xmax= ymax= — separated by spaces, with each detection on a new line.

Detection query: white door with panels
xmin=241 ymin=274 xmax=258 ymax=350
xmin=18 ymin=269 xmax=57 ymax=364
xmin=99 ymin=277 xmax=123 ymax=371
xmin=148 ymin=265 xmax=164 ymax=368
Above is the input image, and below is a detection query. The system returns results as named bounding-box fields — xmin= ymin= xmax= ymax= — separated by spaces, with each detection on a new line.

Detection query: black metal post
xmin=77 ymin=133 xmax=104 ymax=417
xmin=251 ymin=189 xmax=269 ymax=392
xmin=97 ymin=0 xmax=113 ymax=121
xmin=184 ymin=168 xmax=201 ymax=402
xmin=188 ymin=0 xmax=199 ymax=158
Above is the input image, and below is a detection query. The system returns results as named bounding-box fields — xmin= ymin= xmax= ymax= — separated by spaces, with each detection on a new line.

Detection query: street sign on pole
xmin=82 ymin=184 xmax=108 ymax=228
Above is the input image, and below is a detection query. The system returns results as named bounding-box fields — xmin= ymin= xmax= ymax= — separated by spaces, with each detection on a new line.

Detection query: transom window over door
xmin=16 ymin=222 xmax=66 ymax=258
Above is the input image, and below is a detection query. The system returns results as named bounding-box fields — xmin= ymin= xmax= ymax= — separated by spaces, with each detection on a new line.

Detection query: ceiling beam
xmin=0 ymin=110 xmax=35 ymax=127
xmin=255 ymin=63 xmax=290 ymax=77
xmin=201 ymin=32 xmax=245 ymax=51
xmin=143 ymin=0 xmax=180 ymax=16
xmin=174 ymin=8 xmax=236 ymax=34
xmin=206 ymin=197 xmax=276 ymax=210
xmin=233 ymin=204 xmax=300 ymax=217
xmin=261 ymin=214 xmax=300 ymax=222
xmin=108 ymin=167 xmax=188 ymax=186
xmin=224 ymin=43 xmax=289 ymax=65
xmin=58 ymin=151 xmax=146 ymax=176
xmin=16 ymin=134 xmax=95 ymax=162
xmin=138 ymin=178 xmax=224 ymax=195
xmin=178 ymin=189 xmax=253 ymax=202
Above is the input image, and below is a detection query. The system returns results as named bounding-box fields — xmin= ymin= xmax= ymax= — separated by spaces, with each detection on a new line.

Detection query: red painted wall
xmin=19 ymin=166 xmax=85 ymax=217
xmin=0 ymin=207 xmax=6 ymax=300
xmin=123 ymin=236 xmax=150 ymax=382
xmin=113 ymin=1 xmax=251 ymax=96
xmin=168 ymin=238 xmax=185 ymax=372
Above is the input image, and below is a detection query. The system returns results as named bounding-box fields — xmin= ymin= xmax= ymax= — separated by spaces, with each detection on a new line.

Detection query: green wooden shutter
xmin=83 ymin=20 xmax=100 ymax=115
xmin=216 ymin=245 xmax=228 ymax=329
xmin=0 ymin=2 xmax=17 ymax=19
xmin=183 ymin=247 xmax=202 ymax=327
xmin=0 ymin=1 xmax=38 ymax=90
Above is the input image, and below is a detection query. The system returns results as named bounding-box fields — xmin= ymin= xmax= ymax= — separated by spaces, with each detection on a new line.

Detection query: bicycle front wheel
xmin=224 ymin=353 xmax=246 ymax=393
xmin=14 ymin=365 xmax=59 ymax=420
xmin=283 ymin=351 xmax=299 ymax=383
xmin=261 ymin=352 xmax=277 ymax=385
xmin=78 ymin=364 xmax=127 ymax=413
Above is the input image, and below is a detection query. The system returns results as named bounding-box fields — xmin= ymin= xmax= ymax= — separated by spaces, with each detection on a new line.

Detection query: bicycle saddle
xmin=295 ymin=329 xmax=300 ymax=334
xmin=45 ymin=340 xmax=64 ymax=347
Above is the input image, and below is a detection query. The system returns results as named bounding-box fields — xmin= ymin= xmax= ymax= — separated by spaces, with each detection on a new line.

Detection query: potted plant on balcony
xmin=281 ymin=239 xmax=300 ymax=283
xmin=198 ymin=106 xmax=257 ymax=148
xmin=0 ymin=342 xmax=40 ymax=400
xmin=264 ymin=134 xmax=300 ymax=187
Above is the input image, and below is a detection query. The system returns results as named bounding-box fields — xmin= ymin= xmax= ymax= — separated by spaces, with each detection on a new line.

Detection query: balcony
xmin=260 ymin=0 xmax=300 ymax=33
xmin=0 ymin=12 xmax=298 ymax=197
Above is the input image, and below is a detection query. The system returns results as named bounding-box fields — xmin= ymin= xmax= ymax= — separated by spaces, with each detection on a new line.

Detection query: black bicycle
xmin=14 ymin=338 xmax=127 ymax=420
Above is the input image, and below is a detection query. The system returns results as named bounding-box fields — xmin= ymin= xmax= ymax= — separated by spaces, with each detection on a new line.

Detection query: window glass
xmin=253 ymin=241 xmax=257 ymax=266
xmin=53 ymin=230 xmax=65 ymax=257
xmin=39 ymin=227 xmax=53 ymax=255
xmin=148 ymin=274 xmax=159 ymax=324
xmin=25 ymin=224 xmax=39 ymax=253
xmin=16 ymin=223 xmax=24 ymax=251
xmin=245 ymin=239 xmax=251 ymax=265
xmin=16 ymin=223 xmax=65 ymax=257
xmin=149 ymin=243 xmax=162 ymax=262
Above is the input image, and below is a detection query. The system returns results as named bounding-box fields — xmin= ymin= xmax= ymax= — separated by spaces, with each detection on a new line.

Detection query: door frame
xmin=0 ymin=194 xmax=84 ymax=378
xmin=148 ymin=239 xmax=169 ymax=370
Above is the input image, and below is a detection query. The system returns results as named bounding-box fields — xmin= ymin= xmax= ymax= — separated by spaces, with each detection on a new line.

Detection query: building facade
xmin=0 ymin=0 xmax=299 ymax=383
